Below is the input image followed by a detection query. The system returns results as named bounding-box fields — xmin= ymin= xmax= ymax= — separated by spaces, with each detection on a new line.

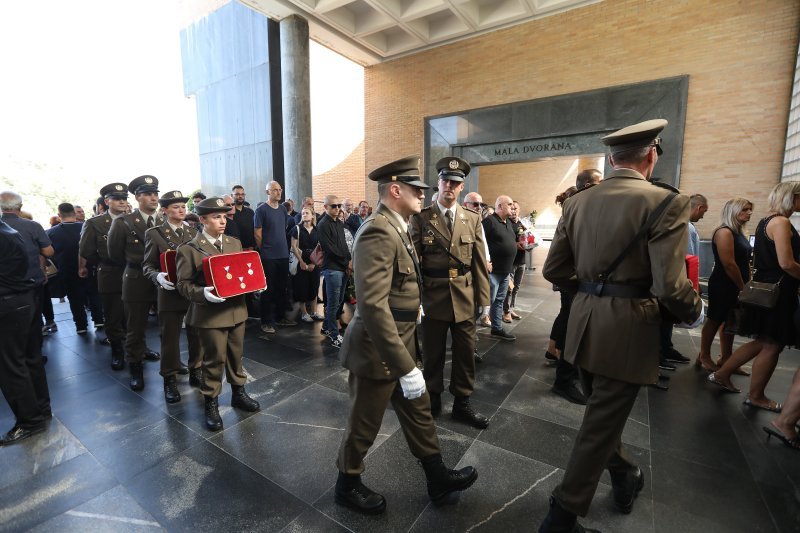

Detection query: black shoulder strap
xmin=185 ymin=241 xmax=212 ymax=257
xmin=120 ymin=215 xmax=143 ymax=240
xmin=599 ymin=192 xmax=677 ymax=281
xmin=418 ymin=216 xmax=469 ymax=269
xmin=156 ymin=226 xmax=178 ymax=250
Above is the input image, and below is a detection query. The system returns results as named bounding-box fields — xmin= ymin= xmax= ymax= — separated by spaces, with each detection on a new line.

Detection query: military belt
xmin=577 ymin=281 xmax=651 ymax=298
xmin=390 ymin=307 xmax=419 ymax=322
xmin=422 ymin=266 xmax=470 ymax=278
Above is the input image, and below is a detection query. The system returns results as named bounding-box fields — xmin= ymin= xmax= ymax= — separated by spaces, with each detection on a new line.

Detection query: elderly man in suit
xmin=108 ymin=175 xmax=164 ymax=391
xmin=539 ymin=120 xmax=702 ymax=532
xmin=175 ymin=197 xmax=260 ymax=431
xmin=143 ymin=191 xmax=203 ymax=404
xmin=334 ymin=156 xmax=478 ymax=515
xmin=410 ymin=156 xmax=491 ymax=428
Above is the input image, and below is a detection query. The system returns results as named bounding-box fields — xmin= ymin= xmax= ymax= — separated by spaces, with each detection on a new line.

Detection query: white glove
xmin=676 ymin=303 xmax=704 ymax=329
xmin=156 ymin=272 xmax=175 ymax=291
xmin=399 ymin=367 xmax=426 ymax=400
xmin=203 ymin=286 xmax=226 ymax=303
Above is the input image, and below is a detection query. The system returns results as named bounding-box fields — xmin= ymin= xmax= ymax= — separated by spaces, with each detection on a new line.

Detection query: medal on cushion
xmin=239 ymin=276 xmax=246 ymax=289
xmin=247 ymin=262 xmax=253 ymax=276
xmin=224 ymin=266 xmax=232 ymax=280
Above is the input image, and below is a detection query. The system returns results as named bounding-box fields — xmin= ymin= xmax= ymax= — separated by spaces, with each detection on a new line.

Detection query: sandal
xmin=707 ymin=373 xmax=740 ymax=393
xmin=695 ymin=357 xmax=718 ymax=373
xmin=743 ymin=398 xmax=782 ymax=413
xmin=762 ymin=426 xmax=800 ymax=449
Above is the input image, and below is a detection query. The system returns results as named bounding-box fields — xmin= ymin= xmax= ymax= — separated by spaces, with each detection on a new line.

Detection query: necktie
xmin=214 ymin=239 xmax=222 ymax=253
xmin=146 ymin=216 xmax=153 ymax=228
xmin=175 ymin=228 xmax=183 ymax=238
xmin=445 ymin=209 xmax=453 ymax=233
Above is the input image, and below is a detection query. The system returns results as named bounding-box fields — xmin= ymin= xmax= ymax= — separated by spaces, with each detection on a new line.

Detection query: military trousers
xmin=422 ymin=316 xmax=476 ymax=397
xmin=124 ymin=300 xmax=154 ymax=363
xmin=100 ymin=292 xmax=125 ymax=343
xmin=158 ymin=310 xmax=202 ymax=377
xmin=337 ymin=372 xmax=440 ymax=475
xmin=553 ymin=369 xmax=640 ymax=516
xmin=198 ymin=322 xmax=247 ymax=398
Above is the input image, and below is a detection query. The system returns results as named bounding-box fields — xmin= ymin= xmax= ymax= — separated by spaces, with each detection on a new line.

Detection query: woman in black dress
xmin=291 ymin=207 xmax=323 ymax=323
xmin=696 ymin=198 xmax=753 ymax=372
xmin=709 ymin=182 xmax=800 ymax=412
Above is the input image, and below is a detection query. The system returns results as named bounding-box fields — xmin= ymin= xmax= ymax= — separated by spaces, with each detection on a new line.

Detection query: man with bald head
xmin=481 ymin=195 xmax=517 ymax=341
xmin=254 ymin=181 xmax=294 ymax=333
xmin=317 ymin=194 xmax=352 ymax=347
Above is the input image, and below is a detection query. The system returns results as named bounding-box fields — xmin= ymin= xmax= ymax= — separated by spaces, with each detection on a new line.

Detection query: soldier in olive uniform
xmin=175 ymin=197 xmax=259 ymax=431
xmin=79 ymin=183 xmax=129 ymax=370
xmin=107 ymin=175 xmax=163 ymax=391
xmin=538 ymin=120 xmax=702 ymax=532
xmin=335 ymin=156 xmax=478 ymax=515
xmin=410 ymin=156 xmax=491 ymax=429
xmin=143 ymin=191 xmax=203 ymax=404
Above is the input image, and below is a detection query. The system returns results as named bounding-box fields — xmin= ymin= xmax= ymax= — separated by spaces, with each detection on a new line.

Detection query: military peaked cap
xmin=368 ymin=156 xmax=430 ymax=189
xmin=159 ymin=190 xmax=189 ymax=207
xmin=195 ymin=197 xmax=231 ymax=216
xmin=602 ymin=119 xmax=667 ymax=156
xmin=100 ymin=182 xmax=128 ymax=199
xmin=436 ymin=156 xmax=470 ymax=182
xmin=129 ymin=175 xmax=160 ymax=195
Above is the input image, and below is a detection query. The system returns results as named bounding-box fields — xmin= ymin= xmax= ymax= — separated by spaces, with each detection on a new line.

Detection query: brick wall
xmin=363 ymin=0 xmax=800 ymax=238
xmin=311 ymin=140 xmax=366 ymax=212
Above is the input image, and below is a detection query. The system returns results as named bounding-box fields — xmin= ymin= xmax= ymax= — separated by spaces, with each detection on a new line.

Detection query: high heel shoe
xmin=763 ymin=426 xmax=800 ymax=450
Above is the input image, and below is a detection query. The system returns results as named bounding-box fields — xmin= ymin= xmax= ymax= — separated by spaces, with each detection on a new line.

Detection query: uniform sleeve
xmin=142 ymin=229 xmax=161 ymax=285
xmin=354 ymin=222 xmax=416 ymax=377
xmin=408 ymin=214 xmax=423 ymax=259
xmin=107 ymin=217 xmax=127 ymax=266
xmin=79 ymin=220 xmax=97 ymax=261
xmin=472 ymin=216 xmax=491 ymax=306
xmin=176 ymin=245 xmax=207 ymax=304
xmin=542 ymin=212 xmax=577 ymax=289
xmin=648 ymin=194 xmax=702 ymax=323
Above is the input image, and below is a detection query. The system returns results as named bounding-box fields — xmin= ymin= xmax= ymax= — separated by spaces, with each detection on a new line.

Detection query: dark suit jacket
xmin=543 ymin=168 xmax=702 ymax=384
xmin=340 ymin=204 xmax=420 ymax=381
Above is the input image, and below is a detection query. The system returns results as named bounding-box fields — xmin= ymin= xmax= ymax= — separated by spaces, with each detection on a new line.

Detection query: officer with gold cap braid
xmin=107 ymin=175 xmax=163 ymax=392
xmin=143 ymin=190 xmax=203 ymax=404
xmin=334 ymin=156 xmax=478 ymax=515
xmin=79 ymin=182 xmax=129 ymax=370
xmin=538 ymin=120 xmax=702 ymax=532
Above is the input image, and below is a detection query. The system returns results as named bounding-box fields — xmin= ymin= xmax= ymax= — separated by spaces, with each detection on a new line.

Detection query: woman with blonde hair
xmin=696 ymin=198 xmax=753 ymax=372
xmin=291 ymin=206 xmax=323 ymax=323
xmin=709 ymin=182 xmax=800 ymax=412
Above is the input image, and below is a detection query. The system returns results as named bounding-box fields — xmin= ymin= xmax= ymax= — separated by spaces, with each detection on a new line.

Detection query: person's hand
xmin=78 ymin=267 xmax=88 ymax=278
xmin=487 ymin=261 xmax=493 ymax=273
xmin=203 ymin=286 xmax=226 ymax=303
xmin=307 ymin=263 xmax=315 ymax=271
xmin=399 ymin=367 xmax=426 ymax=399
xmin=157 ymin=272 xmax=176 ymax=291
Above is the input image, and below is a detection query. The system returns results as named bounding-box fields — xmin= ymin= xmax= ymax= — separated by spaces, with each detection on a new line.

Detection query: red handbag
xmin=202 ymin=250 xmax=266 ymax=298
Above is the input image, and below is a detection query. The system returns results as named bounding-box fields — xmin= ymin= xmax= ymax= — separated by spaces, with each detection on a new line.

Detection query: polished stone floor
xmin=1 ymin=250 xmax=799 ymax=532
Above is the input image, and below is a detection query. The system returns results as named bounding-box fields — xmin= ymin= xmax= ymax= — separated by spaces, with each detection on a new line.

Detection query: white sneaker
xmin=260 ymin=324 xmax=276 ymax=334
xmin=301 ymin=314 xmax=314 ymax=323
xmin=330 ymin=334 xmax=343 ymax=348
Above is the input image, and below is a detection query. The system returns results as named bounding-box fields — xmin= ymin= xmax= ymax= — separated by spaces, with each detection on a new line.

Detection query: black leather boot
xmin=144 ymin=349 xmax=161 ymax=361
xmin=188 ymin=368 xmax=204 ymax=388
xmin=204 ymin=396 xmax=223 ymax=431
xmin=538 ymin=496 xmax=601 ymax=533
xmin=110 ymin=340 xmax=125 ymax=371
xmin=163 ymin=375 xmax=181 ymax=404
xmin=334 ymin=472 xmax=386 ymax=514
xmin=129 ymin=362 xmax=144 ymax=391
xmin=609 ymin=467 xmax=644 ymax=514
xmin=552 ymin=358 xmax=587 ymax=405
xmin=230 ymin=385 xmax=260 ymax=412
xmin=421 ymin=453 xmax=478 ymax=506
xmin=452 ymin=397 xmax=489 ymax=429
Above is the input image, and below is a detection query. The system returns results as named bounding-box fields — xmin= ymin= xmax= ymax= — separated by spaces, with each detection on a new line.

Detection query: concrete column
xmin=280 ymin=15 xmax=312 ymax=205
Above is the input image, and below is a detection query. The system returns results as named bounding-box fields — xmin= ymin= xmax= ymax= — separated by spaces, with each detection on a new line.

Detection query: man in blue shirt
xmin=254 ymin=181 xmax=295 ymax=333
xmin=47 ymin=203 xmax=89 ymax=334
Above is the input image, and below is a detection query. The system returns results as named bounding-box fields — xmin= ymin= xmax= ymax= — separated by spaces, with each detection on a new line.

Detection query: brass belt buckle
xmin=448 ymin=268 xmax=458 ymax=278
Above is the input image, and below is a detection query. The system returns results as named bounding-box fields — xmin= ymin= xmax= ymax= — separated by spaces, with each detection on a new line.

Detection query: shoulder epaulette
xmin=651 ymin=180 xmax=680 ymax=193
xmin=462 ymin=205 xmax=480 ymax=215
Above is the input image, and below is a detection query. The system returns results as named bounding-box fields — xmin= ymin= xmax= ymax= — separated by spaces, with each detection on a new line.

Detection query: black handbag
xmin=738 ymin=274 xmax=782 ymax=309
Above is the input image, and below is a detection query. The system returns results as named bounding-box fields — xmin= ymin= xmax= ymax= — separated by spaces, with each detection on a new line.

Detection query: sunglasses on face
xmin=328 ymin=204 xmax=342 ymax=208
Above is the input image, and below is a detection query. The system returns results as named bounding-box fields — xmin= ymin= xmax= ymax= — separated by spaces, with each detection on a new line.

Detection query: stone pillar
xmin=280 ymin=15 xmax=312 ymax=205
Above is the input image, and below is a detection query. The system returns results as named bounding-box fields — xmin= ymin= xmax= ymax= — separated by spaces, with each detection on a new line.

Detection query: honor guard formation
xmin=1 ymin=119 xmax=799 ymax=532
